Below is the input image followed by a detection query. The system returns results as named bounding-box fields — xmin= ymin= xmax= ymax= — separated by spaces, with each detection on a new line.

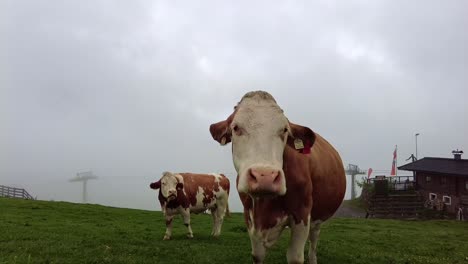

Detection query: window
xmin=443 ymin=196 xmax=451 ymax=205
xmin=440 ymin=177 xmax=447 ymax=185
xmin=426 ymin=176 xmax=431 ymax=183
xmin=429 ymin=193 xmax=437 ymax=201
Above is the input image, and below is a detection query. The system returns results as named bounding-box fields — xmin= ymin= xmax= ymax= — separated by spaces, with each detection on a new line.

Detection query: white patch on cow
xmin=230 ymin=93 xmax=289 ymax=195
xmin=248 ymin=209 xmax=254 ymax=230
xmin=249 ymin=215 xmax=288 ymax=248
xmin=308 ymin=220 xmax=323 ymax=264
xmin=286 ymin=215 xmax=311 ymax=264
xmin=192 ymin=186 xmax=209 ymax=213
xmin=209 ymin=173 xmax=223 ymax=183
xmin=248 ymin=214 xmax=288 ymax=263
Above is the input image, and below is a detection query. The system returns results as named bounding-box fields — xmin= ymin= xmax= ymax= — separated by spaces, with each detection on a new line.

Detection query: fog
xmin=1 ymin=1 xmax=467 ymax=212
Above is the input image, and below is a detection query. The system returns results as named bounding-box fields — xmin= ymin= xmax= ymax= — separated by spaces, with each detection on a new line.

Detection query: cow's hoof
xmin=163 ymin=235 xmax=171 ymax=240
xmin=187 ymin=233 xmax=194 ymax=239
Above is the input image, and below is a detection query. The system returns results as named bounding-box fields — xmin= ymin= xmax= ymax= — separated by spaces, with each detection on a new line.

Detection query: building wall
xmin=416 ymin=172 xmax=468 ymax=214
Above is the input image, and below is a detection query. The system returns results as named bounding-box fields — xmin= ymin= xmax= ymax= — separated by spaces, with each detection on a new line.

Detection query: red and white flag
xmin=390 ymin=146 xmax=397 ymax=176
xmin=367 ymin=168 xmax=373 ymax=179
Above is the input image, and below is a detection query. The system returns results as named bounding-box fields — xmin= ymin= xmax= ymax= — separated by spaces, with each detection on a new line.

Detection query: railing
xmin=367 ymin=176 xmax=416 ymax=192
xmin=0 ymin=185 xmax=35 ymax=200
xmin=461 ymin=195 xmax=468 ymax=205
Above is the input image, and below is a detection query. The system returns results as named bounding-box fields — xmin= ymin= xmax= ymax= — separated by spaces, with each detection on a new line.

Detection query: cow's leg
xmin=212 ymin=202 xmax=226 ymax=237
xmin=286 ymin=216 xmax=310 ymax=264
xmin=210 ymin=208 xmax=217 ymax=236
xmin=308 ymin=220 xmax=322 ymax=264
xmin=180 ymin=208 xmax=193 ymax=238
xmin=163 ymin=215 xmax=174 ymax=240
xmin=249 ymin=232 xmax=266 ymax=264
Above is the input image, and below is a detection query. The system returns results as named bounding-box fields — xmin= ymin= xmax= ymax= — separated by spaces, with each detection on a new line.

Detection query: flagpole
xmin=395 ymin=145 xmax=398 ymax=176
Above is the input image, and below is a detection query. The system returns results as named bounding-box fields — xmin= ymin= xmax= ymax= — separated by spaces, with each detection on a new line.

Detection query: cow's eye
xmin=280 ymin=127 xmax=289 ymax=139
xmin=233 ymin=125 xmax=242 ymax=136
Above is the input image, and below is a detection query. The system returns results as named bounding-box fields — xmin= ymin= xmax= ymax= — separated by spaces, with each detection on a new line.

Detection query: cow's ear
xmin=287 ymin=122 xmax=316 ymax=154
xmin=210 ymin=120 xmax=232 ymax=145
xmin=175 ymin=174 xmax=184 ymax=190
xmin=176 ymin=183 xmax=184 ymax=190
xmin=150 ymin=180 xmax=161 ymax=190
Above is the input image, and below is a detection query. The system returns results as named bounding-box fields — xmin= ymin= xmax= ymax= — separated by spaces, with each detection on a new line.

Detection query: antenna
xmin=345 ymin=164 xmax=365 ymax=200
xmin=69 ymin=171 xmax=98 ymax=203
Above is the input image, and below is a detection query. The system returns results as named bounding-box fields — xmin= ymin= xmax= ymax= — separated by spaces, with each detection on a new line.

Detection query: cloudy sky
xmin=1 ymin=1 xmax=467 ymax=212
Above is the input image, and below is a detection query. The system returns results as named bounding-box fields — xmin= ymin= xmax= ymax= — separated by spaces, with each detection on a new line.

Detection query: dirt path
xmin=333 ymin=203 xmax=367 ymax=218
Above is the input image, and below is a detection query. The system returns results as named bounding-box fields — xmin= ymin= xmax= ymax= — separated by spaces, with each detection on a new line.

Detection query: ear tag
xmin=220 ymin=137 xmax=227 ymax=145
xmin=294 ymin=139 xmax=304 ymax=150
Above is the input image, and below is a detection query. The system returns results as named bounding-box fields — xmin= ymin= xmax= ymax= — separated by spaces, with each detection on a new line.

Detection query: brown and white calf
xmin=209 ymin=91 xmax=346 ymax=264
xmin=150 ymin=172 xmax=230 ymax=240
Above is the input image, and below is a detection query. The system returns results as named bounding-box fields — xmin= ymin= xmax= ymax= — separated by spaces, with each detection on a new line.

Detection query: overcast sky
xmin=1 ymin=1 xmax=467 ymax=212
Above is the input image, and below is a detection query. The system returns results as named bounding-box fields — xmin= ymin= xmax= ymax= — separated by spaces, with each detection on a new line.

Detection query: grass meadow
xmin=1 ymin=198 xmax=467 ymax=264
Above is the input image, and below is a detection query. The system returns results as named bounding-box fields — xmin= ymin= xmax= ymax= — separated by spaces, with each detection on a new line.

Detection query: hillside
xmin=1 ymin=198 xmax=467 ymax=264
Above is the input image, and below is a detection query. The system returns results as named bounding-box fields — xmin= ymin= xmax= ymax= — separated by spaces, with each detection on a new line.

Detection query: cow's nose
xmin=248 ymin=167 xmax=282 ymax=195
xmin=168 ymin=189 xmax=176 ymax=195
xmin=250 ymin=168 xmax=279 ymax=182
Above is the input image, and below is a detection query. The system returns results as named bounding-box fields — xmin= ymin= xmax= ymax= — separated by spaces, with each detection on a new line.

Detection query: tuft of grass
xmin=1 ymin=198 xmax=468 ymax=264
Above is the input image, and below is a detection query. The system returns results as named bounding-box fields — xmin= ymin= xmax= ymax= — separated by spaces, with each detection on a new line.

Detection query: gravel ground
xmin=333 ymin=203 xmax=367 ymax=218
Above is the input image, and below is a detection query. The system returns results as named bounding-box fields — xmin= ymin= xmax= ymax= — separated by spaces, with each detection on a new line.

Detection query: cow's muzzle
xmin=247 ymin=167 xmax=284 ymax=196
xmin=167 ymin=194 xmax=176 ymax=201
xmin=166 ymin=189 xmax=177 ymax=201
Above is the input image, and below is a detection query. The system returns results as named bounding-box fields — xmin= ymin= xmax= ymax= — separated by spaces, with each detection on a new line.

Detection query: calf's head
xmin=149 ymin=172 xmax=184 ymax=201
xmin=210 ymin=91 xmax=315 ymax=196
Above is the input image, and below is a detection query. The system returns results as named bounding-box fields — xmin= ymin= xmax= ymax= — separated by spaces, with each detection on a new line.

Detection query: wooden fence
xmin=0 ymin=185 xmax=35 ymax=200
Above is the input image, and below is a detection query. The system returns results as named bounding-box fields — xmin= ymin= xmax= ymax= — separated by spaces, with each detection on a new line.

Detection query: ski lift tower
xmin=346 ymin=164 xmax=365 ymax=200
xmin=69 ymin=171 xmax=98 ymax=203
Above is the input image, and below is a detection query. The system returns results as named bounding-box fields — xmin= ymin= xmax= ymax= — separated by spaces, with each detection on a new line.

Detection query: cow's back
xmin=308 ymin=133 xmax=346 ymax=221
xmin=178 ymin=173 xmax=230 ymax=213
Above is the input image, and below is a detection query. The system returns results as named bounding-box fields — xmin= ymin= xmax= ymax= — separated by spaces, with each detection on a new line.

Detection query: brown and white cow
xmin=150 ymin=172 xmax=230 ymax=240
xmin=209 ymin=91 xmax=346 ymax=264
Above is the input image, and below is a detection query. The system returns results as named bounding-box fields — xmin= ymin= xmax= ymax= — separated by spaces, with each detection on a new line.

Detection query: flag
xmin=367 ymin=168 xmax=373 ymax=179
xmin=390 ymin=146 xmax=397 ymax=176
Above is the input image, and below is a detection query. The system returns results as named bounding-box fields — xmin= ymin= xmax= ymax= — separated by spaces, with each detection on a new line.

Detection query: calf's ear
xmin=287 ymin=122 xmax=316 ymax=154
xmin=150 ymin=180 xmax=161 ymax=190
xmin=209 ymin=120 xmax=232 ymax=145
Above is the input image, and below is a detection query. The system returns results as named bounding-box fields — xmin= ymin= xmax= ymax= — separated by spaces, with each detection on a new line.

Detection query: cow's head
xmin=149 ymin=171 xmax=184 ymax=201
xmin=210 ymin=91 xmax=315 ymax=197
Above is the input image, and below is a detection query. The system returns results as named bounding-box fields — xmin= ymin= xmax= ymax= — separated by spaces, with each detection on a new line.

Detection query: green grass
xmin=1 ymin=198 xmax=468 ymax=264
